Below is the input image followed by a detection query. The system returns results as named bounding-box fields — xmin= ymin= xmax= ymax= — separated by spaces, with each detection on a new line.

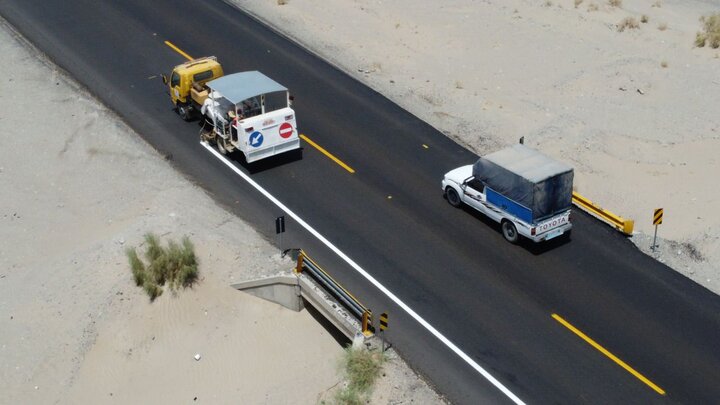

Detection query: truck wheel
xmin=178 ymin=103 xmax=191 ymax=121
xmin=216 ymin=137 xmax=228 ymax=155
xmin=501 ymin=220 xmax=519 ymax=244
xmin=445 ymin=187 xmax=462 ymax=207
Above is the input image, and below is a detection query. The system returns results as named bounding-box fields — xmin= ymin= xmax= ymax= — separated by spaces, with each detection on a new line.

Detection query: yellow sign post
xmin=652 ymin=208 xmax=663 ymax=251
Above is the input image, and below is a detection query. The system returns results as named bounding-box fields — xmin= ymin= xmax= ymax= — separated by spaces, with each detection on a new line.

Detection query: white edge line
xmin=200 ymin=141 xmax=526 ymax=405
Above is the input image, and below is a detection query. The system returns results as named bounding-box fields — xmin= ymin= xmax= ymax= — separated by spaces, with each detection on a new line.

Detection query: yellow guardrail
xmin=572 ymin=191 xmax=634 ymax=235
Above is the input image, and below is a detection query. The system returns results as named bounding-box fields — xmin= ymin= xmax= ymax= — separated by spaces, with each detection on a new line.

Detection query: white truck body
xmin=202 ymin=71 xmax=300 ymax=163
xmin=442 ymin=164 xmax=572 ymax=243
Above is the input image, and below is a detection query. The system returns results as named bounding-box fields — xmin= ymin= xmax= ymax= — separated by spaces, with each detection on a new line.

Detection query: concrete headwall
xmin=232 ymin=275 xmax=303 ymax=312
xmin=232 ymin=273 xmax=364 ymax=341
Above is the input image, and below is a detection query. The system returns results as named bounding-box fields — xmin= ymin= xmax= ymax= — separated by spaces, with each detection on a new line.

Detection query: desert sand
xmin=0 ymin=19 xmax=442 ymax=405
xmin=3 ymin=0 xmax=719 ymax=403
xmin=232 ymin=0 xmax=720 ymax=291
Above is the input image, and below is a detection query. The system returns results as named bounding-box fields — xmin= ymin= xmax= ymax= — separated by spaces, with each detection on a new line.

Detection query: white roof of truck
xmin=483 ymin=144 xmax=573 ymax=183
xmin=207 ymin=71 xmax=287 ymax=105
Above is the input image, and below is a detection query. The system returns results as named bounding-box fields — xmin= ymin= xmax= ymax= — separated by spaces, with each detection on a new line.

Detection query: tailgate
xmin=535 ymin=211 xmax=571 ymax=235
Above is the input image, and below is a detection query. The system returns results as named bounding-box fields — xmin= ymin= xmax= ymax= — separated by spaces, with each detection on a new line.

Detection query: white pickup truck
xmin=442 ymin=145 xmax=573 ymax=243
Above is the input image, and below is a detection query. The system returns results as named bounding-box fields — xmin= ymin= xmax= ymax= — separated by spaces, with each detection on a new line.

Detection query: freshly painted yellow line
xmin=552 ymin=313 xmax=666 ymax=396
xmin=300 ymin=134 xmax=355 ymax=174
xmin=164 ymin=40 xmax=193 ymax=61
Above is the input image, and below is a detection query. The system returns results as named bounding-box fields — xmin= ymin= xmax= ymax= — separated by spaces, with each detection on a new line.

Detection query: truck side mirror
xmin=289 ymin=95 xmax=295 ymax=101
xmin=161 ymin=74 xmax=168 ymax=85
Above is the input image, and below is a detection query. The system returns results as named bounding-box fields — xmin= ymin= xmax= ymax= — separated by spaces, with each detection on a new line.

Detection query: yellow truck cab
xmin=163 ymin=56 xmax=224 ymax=121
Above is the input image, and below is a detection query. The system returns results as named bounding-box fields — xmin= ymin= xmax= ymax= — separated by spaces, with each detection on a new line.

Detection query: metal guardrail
xmin=572 ymin=191 xmax=634 ymax=235
xmin=294 ymin=251 xmax=374 ymax=336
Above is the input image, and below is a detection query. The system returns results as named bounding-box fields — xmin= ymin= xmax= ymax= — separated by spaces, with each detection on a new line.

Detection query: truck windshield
xmin=170 ymin=72 xmax=180 ymax=87
xmin=238 ymin=97 xmax=261 ymax=118
xmin=262 ymin=91 xmax=287 ymax=113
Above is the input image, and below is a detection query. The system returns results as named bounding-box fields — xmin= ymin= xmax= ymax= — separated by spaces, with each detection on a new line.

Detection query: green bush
xmin=335 ymin=347 xmax=385 ymax=404
xmin=143 ymin=281 xmax=163 ymax=301
xmin=334 ymin=387 xmax=362 ymax=405
xmin=126 ymin=248 xmax=146 ymax=286
xmin=126 ymin=233 xmax=199 ymax=301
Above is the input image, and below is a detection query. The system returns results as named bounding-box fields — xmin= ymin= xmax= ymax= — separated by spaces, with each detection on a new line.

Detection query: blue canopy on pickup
xmin=207 ymin=71 xmax=287 ymax=105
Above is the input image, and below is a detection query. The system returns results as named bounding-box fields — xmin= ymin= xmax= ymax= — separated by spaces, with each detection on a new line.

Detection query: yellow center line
xmin=164 ymin=40 xmax=193 ymax=61
xmin=300 ymin=134 xmax=355 ymax=174
xmin=551 ymin=313 xmax=666 ymax=396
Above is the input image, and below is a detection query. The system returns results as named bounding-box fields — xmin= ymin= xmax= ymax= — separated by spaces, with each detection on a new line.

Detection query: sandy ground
xmin=3 ymin=1 xmax=718 ymax=403
xmin=0 ymin=20 xmax=442 ymax=405
xmin=232 ymin=0 xmax=720 ymax=292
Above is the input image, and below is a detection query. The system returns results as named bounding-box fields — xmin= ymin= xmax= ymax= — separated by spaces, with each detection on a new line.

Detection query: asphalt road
xmin=2 ymin=1 xmax=719 ymax=403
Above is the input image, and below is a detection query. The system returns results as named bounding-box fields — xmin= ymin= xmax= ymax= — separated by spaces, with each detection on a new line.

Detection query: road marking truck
xmin=162 ymin=57 xmax=300 ymax=163
xmin=442 ymin=144 xmax=573 ymax=243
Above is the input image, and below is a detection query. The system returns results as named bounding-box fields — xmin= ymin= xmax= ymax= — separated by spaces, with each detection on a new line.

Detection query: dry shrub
xmin=544 ymin=0 xmax=553 ymax=7
xmin=277 ymin=0 xmax=287 ymax=4
xmin=587 ymin=3 xmax=599 ymax=12
xmin=574 ymin=0 xmax=583 ymax=8
xmin=617 ymin=17 xmax=639 ymax=32
xmin=695 ymin=32 xmax=708 ymax=47
xmin=608 ymin=0 xmax=622 ymax=8
xmin=652 ymin=0 xmax=662 ymax=7
xmin=641 ymin=15 xmax=649 ymax=23
xmin=696 ymin=13 xmax=720 ymax=48
xmin=661 ymin=60 xmax=668 ymax=68
xmin=658 ymin=22 xmax=668 ymax=31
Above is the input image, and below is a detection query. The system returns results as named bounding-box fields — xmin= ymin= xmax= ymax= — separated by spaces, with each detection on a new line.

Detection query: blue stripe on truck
xmin=486 ymin=187 xmax=533 ymax=223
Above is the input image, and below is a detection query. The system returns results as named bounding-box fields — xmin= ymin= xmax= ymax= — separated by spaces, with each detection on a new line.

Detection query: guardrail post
xmin=362 ymin=310 xmax=374 ymax=336
xmin=623 ymin=220 xmax=635 ymax=235
xmin=295 ymin=251 xmax=304 ymax=274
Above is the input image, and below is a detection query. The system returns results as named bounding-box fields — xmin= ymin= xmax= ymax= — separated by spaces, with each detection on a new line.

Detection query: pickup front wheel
xmin=501 ymin=220 xmax=519 ymax=244
xmin=445 ymin=187 xmax=462 ymax=207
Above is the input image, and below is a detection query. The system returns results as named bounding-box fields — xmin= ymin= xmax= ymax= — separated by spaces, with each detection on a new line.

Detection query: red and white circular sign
xmin=279 ymin=122 xmax=293 ymax=139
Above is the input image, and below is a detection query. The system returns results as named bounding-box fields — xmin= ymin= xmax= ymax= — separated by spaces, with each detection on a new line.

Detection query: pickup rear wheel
xmin=445 ymin=187 xmax=462 ymax=207
xmin=501 ymin=220 xmax=519 ymax=244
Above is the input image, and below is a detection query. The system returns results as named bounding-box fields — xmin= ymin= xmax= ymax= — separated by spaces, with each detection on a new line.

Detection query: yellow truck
xmin=163 ymin=56 xmax=224 ymax=121
xmin=162 ymin=57 xmax=300 ymax=163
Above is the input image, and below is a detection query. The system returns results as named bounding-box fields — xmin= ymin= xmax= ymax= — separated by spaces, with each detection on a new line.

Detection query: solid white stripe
xmin=200 ymin=141 xmax=525 ymax=405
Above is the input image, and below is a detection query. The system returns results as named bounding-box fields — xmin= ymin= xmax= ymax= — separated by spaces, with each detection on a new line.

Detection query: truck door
xmin=169 ymin=71 xmax=182 ymax=105
xmin=463 ymin=178 xmax=486 ymax=211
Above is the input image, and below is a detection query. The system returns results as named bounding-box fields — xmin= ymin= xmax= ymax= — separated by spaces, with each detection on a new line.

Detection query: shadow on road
xmin=446 ymin=194 xmax=572 ymax=255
